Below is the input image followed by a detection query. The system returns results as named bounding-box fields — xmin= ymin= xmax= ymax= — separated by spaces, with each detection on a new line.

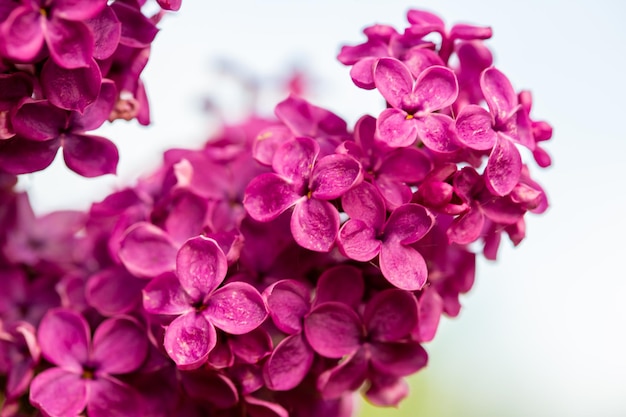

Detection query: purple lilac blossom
xmin=0 ymin=6 xmax=553 ymax=417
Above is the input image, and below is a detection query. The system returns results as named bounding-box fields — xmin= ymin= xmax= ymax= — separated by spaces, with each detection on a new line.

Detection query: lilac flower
xmin=338 ymin=181 xmax=434 ymax=290
xmin=0 ymin=79 xmax=118 ymax=176
xmin=455 ymin=67 xmax=533 ymax=195
xmin=304 ymin=289 xmax=427 ymax=404
xmin=142 ymin=236 xmax=268 ymax=369
xmin=0 ymin=320 xmax=40 ymax=401
xmin=29 ymin=309 xmax=148 ymax=417
xmin=338 ymin=114 xmax=432 ymax=209
xmin=373 ymin=57 xmax=459 ymax=151
xmin=0 ymin=0 xmax=106 ymax=68
xmin=244 ymin=136 xmax=363 ymax=252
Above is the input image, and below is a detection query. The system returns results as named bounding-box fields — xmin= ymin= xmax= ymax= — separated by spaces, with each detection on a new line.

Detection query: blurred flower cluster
xmin=0 ymin=6 xmax=551 ymax=417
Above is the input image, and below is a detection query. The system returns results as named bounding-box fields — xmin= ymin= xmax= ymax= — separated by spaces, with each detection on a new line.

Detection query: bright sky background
xmin=19 ymin=1 xmax=626 ymax=416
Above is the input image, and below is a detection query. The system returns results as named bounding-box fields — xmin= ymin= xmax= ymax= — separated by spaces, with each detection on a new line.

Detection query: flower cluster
xmin=0 ymin=7 xmax=551 ymax=417
xmin=0 ymin=0 xmax=179 ymax=177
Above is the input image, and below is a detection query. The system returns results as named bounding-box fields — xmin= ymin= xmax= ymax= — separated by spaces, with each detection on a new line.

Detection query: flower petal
xmin=272 ymin=136 xmax=318 ymax=184
xmin=263 ymin=279 xmax=311 ymax=334
xmin=304 ymin=302 xmax=362 ymax=358
xmin=0 ymin=137 xmax=60 ymax=174
xmin=314 ymin=265 xmax=364 ymax=309
xmin=383 ymin=203 xmax=434 ymax=245
xmin=176 ymin=236 xmax=227 ymax=300
xmin=341 ymin=181 xmax=386 ymax=230
xmin=363 ymin=289 xmax=418 ymax=341
xmin=369 ymin=341 xmax=428 ymax=376
xmin=481 ymin=67 xmax=518 ymax=123
xmin=85 ymin=266 xmax=145 ymax=316
xmin=92 ymin=317 xmax=148 ymax=375
xmin=205 ymin=282 xmax=268 ymax=335
xmin=44 ymin=16 xmax=93 ymax=68
xmin=243 ymin=173 xmax=302 ymax=222
xmin=447 ymin=206 xmax=485 ymax=245
xmin=142 ymin=272 xmax=192 ymax=315
xmin=414 ymin=113 xmax=459 ymax=153
xmin=1 ymin=7 xmax=44 ymax=62
xmin=87 ymin=376 xmax=142 ymax=417
xmin=263 ymin=332 xmax=314 ymax=391
xmin=41 ymin=58 xmax=102 ymax=113
xmin=337 ymin=219 xmax=381 ymax=262
xmin=164 ymin=312 xmax=216 ymax=370
xmin=85 ymin=6 xmax=122 ymax=60
xmin=373 ymin=57 xmax=413 ymax=109
xmin=455 ymin=104 xmax=497 ymax=150
xmin=376 ymin=108 xmax=417 ymax=148
xmin=291 ymin=198 xmax=340 ymax=252
xmin=29 ymin=368 xmax=87 ymax=417
xmin=118 ymin=222 xmax=177 ymax=278
xmin=485 ymin=135 xmax=522 ymax=196
xmin=62 ymin=133 xmax=118 ymax=177
xmin=413 ymin=65 xmax=458 ymax=112
xmin=317 ymin=348 xmax=368 ymax=399
xmin=379 ymin=242 xmax=428 ymax=291
xmin=310 ymin=154 xmax=362 ymax=200
xmin=38 ymin=308 xmax=90 ymax=371
xmin=11 ymin=100 xmax=68 ymax=141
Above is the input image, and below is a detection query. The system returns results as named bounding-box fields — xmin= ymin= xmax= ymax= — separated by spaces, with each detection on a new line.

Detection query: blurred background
xmin=18 ymin=1 xmax=626 ymax=416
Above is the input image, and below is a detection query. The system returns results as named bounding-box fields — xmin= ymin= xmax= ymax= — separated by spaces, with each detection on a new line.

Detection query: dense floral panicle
xmin=0 ymin=6 xmax=552 ymax=417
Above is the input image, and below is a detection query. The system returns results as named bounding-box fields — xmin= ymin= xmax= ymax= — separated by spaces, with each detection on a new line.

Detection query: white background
xmin=20 ymin=1 xmax=626 ymax=416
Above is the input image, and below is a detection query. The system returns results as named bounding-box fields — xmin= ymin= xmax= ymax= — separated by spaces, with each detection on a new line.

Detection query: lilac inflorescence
xmin=0 ymin=0 xmax=179 ymax=178
xmin=0 ymin=7 xmax=551 ymax=417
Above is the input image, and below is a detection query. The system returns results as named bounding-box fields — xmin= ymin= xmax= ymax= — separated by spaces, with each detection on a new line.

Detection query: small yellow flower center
xmin=405 ymin=114 xmax=414 ymax=120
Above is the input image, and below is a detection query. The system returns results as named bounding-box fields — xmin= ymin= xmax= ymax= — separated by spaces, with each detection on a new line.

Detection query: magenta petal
xmin=229 ymin=328 xmax=273 ymax=364
xmin=252 ymin=125 xmax=292 ymax=166
xmin=373 ymin=57 xmax=413 ymax=109
xmin=374 ymin=175 xmax=412 ymax=210
xmin=86 ymin=6 xmax=121 ymax=60
xmin=142 ymin=272 xmax=192 ymax=315
xmin=245 ymin=396 xmax=289 ymax=417
xmin=111 ymin=1 xmax=159 ymax=48
xmin=317 ymin=348 xmax=368 ymax=399
xmin=204 ymin=282 xmax=268 ymax=335
xmin=378 ymin=147 xmax=432 ymax=183
xmin=92 ymin=317 xmax=148 ymax=374
xmin=383 ymin=204 xmax=434 ymax=245
xmin=414 ymin=113 xmax=459 ymax=153
xmin=365 ymin=373 xmax=408 ymax=407
xmin=485 ymin=135 xmax=522 ymax=196
xmin=44 ymin=17 xmax=93 ymax=68
xmin=86 ymin=267 xmax=144 ymax=316
xmin=350 ymin=57 xmax=376 ymax=89
xmin=29 ymin=368 xmax=87 ymax=417
xmin=272 ymin=136 xmax=318 ymax=184
xmin=481 ymin=67 xmax=518 ymax=122
xmin=337 ymin=219 xmax=381 ymax=262
xmin=263 ymin=333 xmax=314 ymax=391
xmin=455 ymin=104 xmax=497 ymax=150
xmin=1 ymin=7 xmax=44 ymax=62
xmin=363 ymin=289 xmax=418 ymax=341
xmin=38 ymin=308 xmax=89 ymax=371
xmin=12 ymin=100 xmax=68 ymax=141
xmin=291 ymin=198 xmax=340 ymax=252
xmin=157 ymin=0 xmax=182 ymax=11
xmin=376 ymin=108 xmax=417 ymax=148
xmin=379 ymin=242 xmax=428 ymax=291
xmin=62 ymin=133 xmax=118 ymax=177
xmin=181 ymin=370 xmax=238 ymax=408
xmin=54 ymin=0 xmax=107 ymax=20
xmin=263 ymin=279 xmax=311 ymax=334
xmin=369 ymin=341 xmax=428 ymax=377
xmin=413 ymin=65 xmax=458 ymax=112
xmin=176 ymin=236 xmax=227 ymax=300
xmin=73 ymin=79 xmax=117 ymax=131
xmin=87 ymin=377 xmax=142 ymax=417
xmin=41 ymin=58 xmax=102 ymax=112
xmin=310 ymin=154 xmax=362 ymax=200
xmin=315 ymin=265 xmax=364 ymax=309
xmin=243 ymin=173 xmax=302 ymax=222
xmin=0 ymin=137 xmax=60 ymax=174
xmin=118 ymin=222 xmax=178 ymax=278
xmin=341 ymin=181 xmax=386 ymax=230
xmin=164 ymin=312 xmax=216 ymax=369
xmin=447 ymin=207 xmax=485 ymax=245
xmin=304 ymin=302 xmax=362 ymax=358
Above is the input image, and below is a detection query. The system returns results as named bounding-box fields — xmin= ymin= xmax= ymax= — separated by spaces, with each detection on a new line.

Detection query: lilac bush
xmin=0 ymin=5 xmax=552 ymax=417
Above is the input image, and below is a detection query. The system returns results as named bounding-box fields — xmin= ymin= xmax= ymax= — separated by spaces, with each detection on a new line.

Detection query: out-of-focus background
xmin=19 ymin=1 xmax=626 ymax=416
